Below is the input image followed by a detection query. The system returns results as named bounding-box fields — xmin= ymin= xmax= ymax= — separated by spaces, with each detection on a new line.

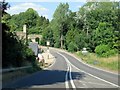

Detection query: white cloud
xmin=6 ymin=3 xmax=49 ymax=18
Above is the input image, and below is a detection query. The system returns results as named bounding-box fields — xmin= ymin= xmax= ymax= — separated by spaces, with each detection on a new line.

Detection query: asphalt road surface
xmin=3 ymin=48 xmax=119 ymax=89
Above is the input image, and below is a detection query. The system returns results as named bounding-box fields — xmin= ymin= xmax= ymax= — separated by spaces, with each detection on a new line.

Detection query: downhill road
xmin=3 ymin=48 xmax=119 ymax=89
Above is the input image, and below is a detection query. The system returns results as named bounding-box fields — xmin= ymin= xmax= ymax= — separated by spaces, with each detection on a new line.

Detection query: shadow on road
xmin=2 ymin=69 xmax=85 ymax=88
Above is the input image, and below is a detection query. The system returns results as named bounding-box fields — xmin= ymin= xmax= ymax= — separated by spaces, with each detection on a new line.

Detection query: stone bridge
xmin=15 ymin=31 xmax=42 ymax=43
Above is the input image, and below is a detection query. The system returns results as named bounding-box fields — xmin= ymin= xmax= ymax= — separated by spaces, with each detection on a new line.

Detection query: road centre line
xmin=57 ymin=52 xmax=120 ymax=88
xmin=57 ymin=52 xmax=76 ymax=89
xmin=65 ymin=64 xmax=69 ymax=89
xmin=69 ymin=64 xmax=76 ymax=90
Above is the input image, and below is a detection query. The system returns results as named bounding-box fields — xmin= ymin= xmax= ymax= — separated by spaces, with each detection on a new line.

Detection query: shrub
xmin=106 ymin=49 xmax=116 ymax=56
xmin=95 ymin=44 xmax=116 ymax=57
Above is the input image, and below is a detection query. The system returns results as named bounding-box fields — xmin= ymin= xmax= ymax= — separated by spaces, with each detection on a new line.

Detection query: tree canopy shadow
xmin=2 ymin=69 xmax=86 ymax=89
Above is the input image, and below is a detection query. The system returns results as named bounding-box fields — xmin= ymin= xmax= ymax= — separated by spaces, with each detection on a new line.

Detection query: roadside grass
xmin=75 ymin=51 xmax=119 ymax=73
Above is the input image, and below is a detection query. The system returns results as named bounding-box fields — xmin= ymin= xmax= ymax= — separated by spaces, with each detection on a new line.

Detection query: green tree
xmin=2 ymin=2 xmax=37 ymax=68
xmin=51 ymin=3 xmax=70 ymax=48
xmin=9 ymin=8 xmax=49 ymax=34
xmin=41 ymin=26 xmax=54 ymax=47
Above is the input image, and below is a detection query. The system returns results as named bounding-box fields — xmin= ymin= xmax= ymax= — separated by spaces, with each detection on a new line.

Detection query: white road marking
xmin=61 ymin=50 xmax=119 ymax=75
xmin=69 ymin=64 xmax=76 ymax=90
xmin=57 ymin=52 xmax=76 ymax=89
xmin=53 ymin=47 xmax=119 ymax=75
xmin=57 ymin=52 xmax=120 ymax=88
xmin=70 ymin=62 xmax=119 ymax=88
xmin=65 ymin=65 xmax=69 ymax=89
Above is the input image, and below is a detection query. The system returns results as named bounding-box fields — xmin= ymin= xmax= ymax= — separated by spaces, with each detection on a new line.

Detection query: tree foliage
xmin=8 ymin=8 xmax=49 ymax=34
xmin=51 ymin=3 xmax=70 ymax=48
xmin=49 ymin=2 xmax=119 ymax=56
xmin=3 ymin=1 xmax=119 ymax=63
xmin=1 ymin=1 xmax=38 ymax=68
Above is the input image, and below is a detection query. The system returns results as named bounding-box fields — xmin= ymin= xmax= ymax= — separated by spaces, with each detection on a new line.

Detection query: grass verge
xmin=75 ymin=51 xmax=119 ymax=73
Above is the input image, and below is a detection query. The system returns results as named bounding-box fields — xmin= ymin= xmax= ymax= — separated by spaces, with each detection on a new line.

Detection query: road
xmin=3 ymin=48 xmax=119 ymax=89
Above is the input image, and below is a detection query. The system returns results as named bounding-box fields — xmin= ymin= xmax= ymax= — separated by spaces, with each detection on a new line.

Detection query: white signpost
xmin=23 ymin=25 xmax=26 ymax=33
xmin=82 ymin=47 xmax=88 ymax=55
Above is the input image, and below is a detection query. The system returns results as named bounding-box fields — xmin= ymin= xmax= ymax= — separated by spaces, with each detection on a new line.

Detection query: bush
xmin=95 ymin=44 xmax=116 ymax=57
xmin=105 ymin=49 xmax=116 ymax=56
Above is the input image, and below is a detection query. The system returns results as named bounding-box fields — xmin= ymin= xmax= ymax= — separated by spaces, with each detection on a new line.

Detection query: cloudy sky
xmin=4 ymin=0 xmax=119 ymax=20
xmin=5 ymin=0 xmax=85 ymax=20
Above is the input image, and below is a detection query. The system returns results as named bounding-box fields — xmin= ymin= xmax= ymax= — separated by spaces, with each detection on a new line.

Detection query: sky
xmin=4 ymin=0 xmax=119 ymax=21
xmin=5 ymin=1 xmax=86 ymax=21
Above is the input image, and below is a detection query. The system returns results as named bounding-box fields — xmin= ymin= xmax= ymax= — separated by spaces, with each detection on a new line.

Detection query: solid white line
xmin=57 ymin=52 xmax=120 ymax=88
xmin=51 ymin=47 xmax=118 ymax=75
xmin=69 ymin=64 xmax=76 ymax=90
xmin=70 ymin=62 xmax=120 ymax=88
xmin=57 ymin=52 xmax=76 ymax=89
xmin=63 ymin=51 xmax=118 ymax=75
xmin=65 ymin=65 xmax=69 ymax=89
